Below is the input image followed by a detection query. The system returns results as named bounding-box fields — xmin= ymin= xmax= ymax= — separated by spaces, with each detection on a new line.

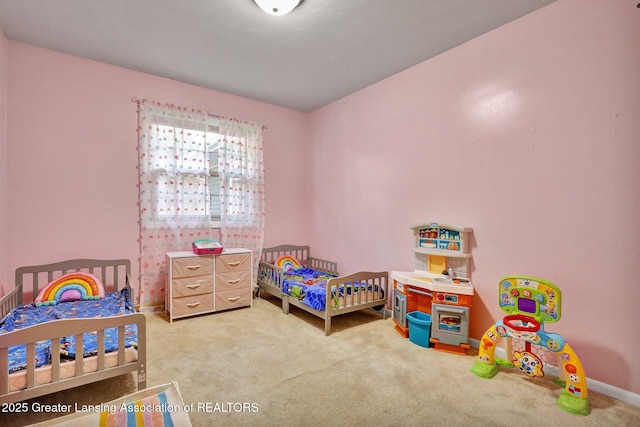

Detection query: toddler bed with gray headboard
xmin=257 ymin=245 xmax=388 ymax=335
xmin=0 ymin=258 xmax=146 ymax=404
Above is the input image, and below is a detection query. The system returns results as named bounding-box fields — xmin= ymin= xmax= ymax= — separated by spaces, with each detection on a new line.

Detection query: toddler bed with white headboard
xmin=0 ymin=258 xmax=146 ymax=404
xmin=257 ymin=245 xmax=388 ymax=335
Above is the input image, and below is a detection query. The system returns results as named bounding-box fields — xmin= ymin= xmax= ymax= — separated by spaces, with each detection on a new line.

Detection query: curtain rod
xmin=131 ymin=97 xmax=268 ymax=130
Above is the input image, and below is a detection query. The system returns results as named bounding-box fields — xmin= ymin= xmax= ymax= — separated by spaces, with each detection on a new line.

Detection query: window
xmin=138 ymin=100 xmax=265 ymax=309
xmin=146 ymin=118 xmax=221 ymax=227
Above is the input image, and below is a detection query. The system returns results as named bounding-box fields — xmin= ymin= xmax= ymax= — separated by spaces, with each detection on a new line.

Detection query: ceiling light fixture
xmin=253 ymin=0 xmax=302 ymax=16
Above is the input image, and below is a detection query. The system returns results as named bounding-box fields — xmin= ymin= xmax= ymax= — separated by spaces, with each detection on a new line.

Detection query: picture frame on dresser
xmin=165 ymin=248 xmax=253 ymax=322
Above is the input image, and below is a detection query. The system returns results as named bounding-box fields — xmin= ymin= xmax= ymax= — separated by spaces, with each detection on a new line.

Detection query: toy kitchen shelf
xmin=413 ymin=222 xmax=472 ymax=257
xmin=412 ymin=222 xmax=472 ymax=279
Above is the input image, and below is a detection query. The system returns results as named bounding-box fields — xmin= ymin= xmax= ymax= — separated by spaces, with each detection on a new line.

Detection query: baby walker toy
xmin=471 ymin=276 xmax=590 ymax=415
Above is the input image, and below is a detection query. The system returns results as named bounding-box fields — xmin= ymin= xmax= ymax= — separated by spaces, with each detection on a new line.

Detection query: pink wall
xmin=308 ymin=0 xmax=640 ymax=394
xmin=5 ymin=40 xmax=310 ymax=303
xmin=0 ymin=28 xmax=8 ymax=293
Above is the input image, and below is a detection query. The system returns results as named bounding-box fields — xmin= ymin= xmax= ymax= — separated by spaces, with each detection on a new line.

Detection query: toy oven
xmin=431 ymin=302 xmax=469 ymax=347
xmin=393 ymin=288 xmax=408 ymax=328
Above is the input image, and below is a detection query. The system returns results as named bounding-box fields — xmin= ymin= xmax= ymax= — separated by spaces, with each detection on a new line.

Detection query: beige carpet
xmin=3 ymin=295 xmax=639 ymax=426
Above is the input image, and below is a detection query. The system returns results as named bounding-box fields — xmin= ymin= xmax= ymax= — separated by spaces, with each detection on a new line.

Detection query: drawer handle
xmin=186 ymin=283 xmax=202 ymax=289
xmin=186 ymin=302 xmax=201 ymax=308
xmin=227 ymin=296 xmax=240 ymax=302
xmin=227 ymin=262 xmax=241 ymax=267
xmin=186 ymin=265 xmax=202 ymax=270
xmin=227 ymin=279 xmax=240 ymax=284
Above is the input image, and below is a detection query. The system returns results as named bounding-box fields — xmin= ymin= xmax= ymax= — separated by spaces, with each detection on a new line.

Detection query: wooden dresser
xmin=165 ymin=248 xmax=252 ymax=322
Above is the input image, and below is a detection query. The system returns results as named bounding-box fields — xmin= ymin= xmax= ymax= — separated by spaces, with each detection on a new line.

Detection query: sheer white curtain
xmin=137 ymin=100 xmax=213 ymax=309
xmin=218 ymin=117 xmax=266 ymax=276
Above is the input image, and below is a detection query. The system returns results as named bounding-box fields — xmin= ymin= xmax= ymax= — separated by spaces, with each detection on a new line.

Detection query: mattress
xmin=7 ymin=347 xmax=138 ymax=393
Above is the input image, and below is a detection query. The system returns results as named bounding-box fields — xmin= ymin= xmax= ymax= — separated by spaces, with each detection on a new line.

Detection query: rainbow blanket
xmin=34 ymin=382 xmax=192 ymax=426
xmin=101 ymin=389 xmax=176 ymax=426
xmin=0 ymin=288 xmax=137 ymax=373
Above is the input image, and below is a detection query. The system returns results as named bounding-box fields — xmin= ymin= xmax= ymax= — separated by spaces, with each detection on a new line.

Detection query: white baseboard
xmin=470 ymin=338 xmax=640 ymax=408
xmin=138 ymin=304 xmax=165 ymax=315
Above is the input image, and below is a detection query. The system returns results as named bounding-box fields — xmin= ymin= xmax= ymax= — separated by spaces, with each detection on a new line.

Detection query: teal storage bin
xmin=407 ymin=311 xmax=432 ymax=348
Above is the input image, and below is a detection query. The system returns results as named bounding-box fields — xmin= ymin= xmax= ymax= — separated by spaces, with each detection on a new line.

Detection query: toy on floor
xmin=471 ymin=276 xmax=590 ymax=416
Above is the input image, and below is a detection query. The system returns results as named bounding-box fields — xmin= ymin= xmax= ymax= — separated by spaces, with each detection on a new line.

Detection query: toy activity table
xmin=471 ymin=276 xmax=590 ymax=416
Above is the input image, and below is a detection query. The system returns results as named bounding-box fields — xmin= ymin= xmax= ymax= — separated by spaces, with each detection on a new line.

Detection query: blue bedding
xmin=281 ymin=267 xmax=338 ymax=311
xmin=281 ymin=267 xmax=381 ymax=311
xmin=0 ymin=288 xmax=137 ymax=373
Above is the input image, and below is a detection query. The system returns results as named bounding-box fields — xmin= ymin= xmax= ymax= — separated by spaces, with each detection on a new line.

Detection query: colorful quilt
xmin=281 ymin=267 xmax=382 ymax=311
xmin=0 ymin=287 xmax=137 ymax=373
xmin=281 ymin=267 xmax=338 ymax=311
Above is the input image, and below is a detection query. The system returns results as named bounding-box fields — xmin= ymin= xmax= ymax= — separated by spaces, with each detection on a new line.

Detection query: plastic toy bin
xmin=192 ymin=239 xmax=223 ymax=255
xmin=407 ymin=311 xmax=432 ymax=348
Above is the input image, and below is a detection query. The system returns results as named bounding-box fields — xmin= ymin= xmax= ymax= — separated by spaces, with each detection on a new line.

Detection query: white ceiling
xmin=0 ymin=0 xmax=557 ymax=112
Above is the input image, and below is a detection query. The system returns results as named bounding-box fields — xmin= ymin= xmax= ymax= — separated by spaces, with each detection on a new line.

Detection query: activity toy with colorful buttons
xmin=471 ymin=276 xmax=590 ymax=415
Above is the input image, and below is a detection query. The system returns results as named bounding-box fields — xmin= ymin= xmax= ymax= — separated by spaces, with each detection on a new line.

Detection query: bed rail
xmin=259 ymin=245 xmax=311 ymax=265
xmin=0 ymin=312 xmax=146 ymax=404
xmin=326 ymin=271 xmax=388 ymax=313
xmin=258 ymin=261 xmax=284 ymax=294
xmin=0 ymin=287 xmax=21 ymax=320
xmin=308 ymin=256 xmax=338 ymax=275
xmin=15 ymin=258 xmax=132 ymax=305
xmin=322 ymin=271 xmax=388 ymax=335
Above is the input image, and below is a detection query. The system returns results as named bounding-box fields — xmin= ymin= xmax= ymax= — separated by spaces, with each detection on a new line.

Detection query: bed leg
xmin=325 ymin=316 xmax=332 ymax=336
xmin=282 ymin=296 xmax=290 ymax=314
xmin=138 ymin=369 xmax=147 ymax=390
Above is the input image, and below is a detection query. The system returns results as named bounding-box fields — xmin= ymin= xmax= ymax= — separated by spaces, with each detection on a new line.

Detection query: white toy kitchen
xmin=391 ymin=222 xmax=475 ymax=355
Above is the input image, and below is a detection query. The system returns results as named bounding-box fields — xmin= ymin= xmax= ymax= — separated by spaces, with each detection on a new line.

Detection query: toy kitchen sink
xmin=391 ymin=222 xmax=475 ymax=355
xmin=401 ymin=274 xmax=474 ymax=294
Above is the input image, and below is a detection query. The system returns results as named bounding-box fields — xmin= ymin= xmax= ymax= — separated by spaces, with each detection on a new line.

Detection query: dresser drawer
xmin=171 ymin=294 xmax=213 ymax=317
xmin=215 ymin=288 xmax=251 ymax=311
xmin=172 ymin=275 xmax=213 ymax=298
xmin=216 ymin=253 xmax=251 ymax=273
xmin=215 ymin=270 xmax=250 ymax=292
xmin=172 ymin=256 xmax=213 ymax=278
